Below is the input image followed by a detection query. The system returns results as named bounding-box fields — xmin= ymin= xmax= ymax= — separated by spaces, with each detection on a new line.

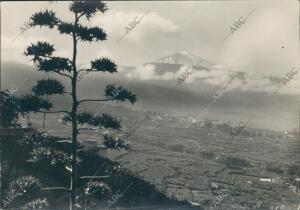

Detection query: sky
xmin=1 ymin=0 xmax=299 ymax=91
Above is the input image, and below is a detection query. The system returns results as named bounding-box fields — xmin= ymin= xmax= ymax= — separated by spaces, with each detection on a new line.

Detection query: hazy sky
xmin=1 ymin=0 xmax=299 ymax=77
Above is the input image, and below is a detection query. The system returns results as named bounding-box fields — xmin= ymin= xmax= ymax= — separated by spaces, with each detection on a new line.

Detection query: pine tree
xmin=22 ymin=1 xmax=136 ymax=209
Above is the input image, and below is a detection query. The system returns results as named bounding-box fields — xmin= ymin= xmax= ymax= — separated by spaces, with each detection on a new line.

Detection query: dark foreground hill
xmin=0 ymin=128 xmax=202 ymax=210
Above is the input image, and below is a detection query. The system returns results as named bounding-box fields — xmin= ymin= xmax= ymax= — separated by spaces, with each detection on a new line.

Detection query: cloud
xmin=93 ymin=10 xmax=179 ymax=43
xmin=124 ymin=63 xmax=300 ymax=95
xmin=126 ymin=63 xmax=237 ymax=85
xmin=2 ymin=1 xmax=298 ymax=95
xmin=216 ymin=1 xmax=299 ymax=77
xmin=127 ymin=64 xmax=158 ymax=80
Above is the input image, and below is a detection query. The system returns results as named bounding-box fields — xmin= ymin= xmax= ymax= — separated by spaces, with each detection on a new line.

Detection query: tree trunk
xmin=70 ymin=80 xmax=78 ymax=210
xmin=70 ymin=13 xmax=79 ymax=210
xmin=42 ymin=112 xmax=46 ymax=129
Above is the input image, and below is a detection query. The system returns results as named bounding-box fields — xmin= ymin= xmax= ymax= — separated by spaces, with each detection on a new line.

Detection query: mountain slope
xmin=2 ymin=61 xmax=298 ymax=131
xmin=154 ymin=51 xmax=215 ymax=67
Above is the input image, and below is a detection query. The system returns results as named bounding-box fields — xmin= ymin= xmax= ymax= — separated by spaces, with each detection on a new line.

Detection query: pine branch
xmin=90 ymin=58 xmax=117 ymax=73
xmin=80 ymin=176 xmax=109 ymax=179
xmin=19 ymin=94 xmax=53 ymax=113
xmin=24 ymin=41 xmax=55 ymax=62
xmin=29 ymin=10 xmax=61 ymax=28
xmin=77 ymin=98 xmax=110 ymax=104
xmin=42 ymin=187 xmax=70 ymax=191
xmin=62 ymin=112 xmax=121 ymax=130
xmin=77 ymin=128 xmax=98 ymax=131
xmin=77 ymin=69 xmax=92 ymax=73
xmin=105 ymin=84 xmax=137 ymax=104
xmin=37 ymin=57 xmax=73 ymax=72
xmin=57 ymin=140 xmax=72 ymax=144
xmin=58 ymin=22 xmax=106 ymax=42
xmin=70 ymin=1 xmax=107 ymax=20
xmin=32 ymin=78 xmax=65 ymax=96
xmin=77 ymin=13 xmax=85 ymax=19
xmin=37 ymin=110 xmax=71 ymax=114
xmin=52 ymin=56 xmax=72 ymax=65
xmin=53 ymin=71 xmax=73 ymax=79
xmin=64 ymin=91 xmax=72 ymax=95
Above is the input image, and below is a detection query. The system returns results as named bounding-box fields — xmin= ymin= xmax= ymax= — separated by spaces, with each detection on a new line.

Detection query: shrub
xmin=266 ymin=164 xmax=284 ymax=174
xmin=103 ymin=134 xmax=129 ymax=150
xmin=202 ymin=151 xmax=216 ymax=160
xmin=287 ymin=165 xmax=300 ymax=176
xmin=3 ymin=176 xmax=43 ymax=208
xmin=23 ymin=198 xmax=49 ymax=210
xmin=203 ymin=118 xmax=213 ymax=128
xmin=85 ymin=181 xmax=111 ymax=198
xmin=0 ymin=92 xmax=20 ymax=128
xmin=216 ymin=122 xmax=232 ymax=133
xmin=223 ymin=156 xmax=250 ymax=170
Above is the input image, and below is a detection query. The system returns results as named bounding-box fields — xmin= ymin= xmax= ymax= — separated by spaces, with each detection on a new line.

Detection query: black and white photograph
xmin=0 ymin=0 xmax=299 ymax=209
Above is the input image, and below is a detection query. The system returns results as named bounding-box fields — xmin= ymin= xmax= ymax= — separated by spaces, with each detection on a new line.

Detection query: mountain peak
xmin=179 ymin=50 xmax=189 ymax=55
xmin=153 ymin=51 xmax=214 ymax=66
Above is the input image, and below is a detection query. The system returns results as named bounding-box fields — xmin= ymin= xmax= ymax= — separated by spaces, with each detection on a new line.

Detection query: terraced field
xmin=96 ymin=123 xmax=299 ymax=210
xmin=27 ymin=112 xmax=300 ymax=209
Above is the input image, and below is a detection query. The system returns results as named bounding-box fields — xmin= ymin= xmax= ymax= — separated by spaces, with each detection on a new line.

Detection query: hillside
xmin=2 ymin=61 xmax=299 ymax=131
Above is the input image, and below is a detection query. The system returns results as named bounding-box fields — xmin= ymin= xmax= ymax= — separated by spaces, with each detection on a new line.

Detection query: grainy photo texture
xmin=0 ymin=1 xmax=299 ymax=210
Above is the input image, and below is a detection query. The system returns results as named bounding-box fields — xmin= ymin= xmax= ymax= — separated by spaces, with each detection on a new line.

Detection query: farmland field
xmin=27 ymin=109 xmax=300 ymax=210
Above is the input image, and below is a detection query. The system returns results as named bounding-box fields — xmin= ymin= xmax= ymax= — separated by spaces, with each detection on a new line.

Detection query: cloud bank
xmin=125 ymin=64 xmax=300 ymax=95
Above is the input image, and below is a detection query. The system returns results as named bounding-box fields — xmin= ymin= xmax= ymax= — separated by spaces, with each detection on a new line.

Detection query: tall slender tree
xmin=23 ymin=1 xmax=136 ymax=209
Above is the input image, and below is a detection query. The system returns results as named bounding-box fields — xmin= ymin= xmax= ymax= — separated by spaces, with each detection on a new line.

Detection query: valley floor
xmin=28 ymin=113 xmax=300 ymax=209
